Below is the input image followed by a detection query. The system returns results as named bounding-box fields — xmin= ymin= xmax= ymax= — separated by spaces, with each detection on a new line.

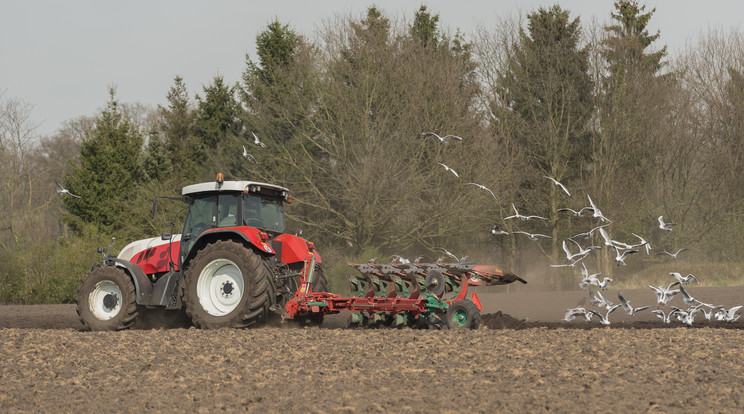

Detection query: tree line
xmin=2 ymin=2 xmax=744 ymax=302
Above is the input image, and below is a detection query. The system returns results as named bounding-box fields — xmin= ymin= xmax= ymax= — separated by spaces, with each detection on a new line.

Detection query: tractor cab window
xmin=183 ymin=196 xmax=216 ymax=239
xmin=243 ymin=194 xmax=285 ymax=233
xmin=217 ymin=194 xmax=239 ymax=227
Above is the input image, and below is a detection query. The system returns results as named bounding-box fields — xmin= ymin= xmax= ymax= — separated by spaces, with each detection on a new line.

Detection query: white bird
xmin=612 ymin=246 xmax=639 ymax=266
xmin=669 ymin=272 xmax=699 ymax=285
xmin=513 ymin=231 xmax=551 ymax=242
xmin=242 ymin=146 xmax=258 ymax=163
xmin=648 ymin=283 xmax=680 ymax=306
xmin=433 ymin=247 xmax=468 ymax=263
xmin=570 ymin=224 xmax=610 ymax=241
xmin=438 ymin=163 xmax=459 ymax=177
xmin=617 ymin=291 xmax=650 ymax=316
xmin=671 ymin=307 xmax=699 ymax=326
xmin=578 ymin=263 xmax=607 ymax=290
xmin=658 ymin=248 xmax=687 ymax=260
xmin=557 ymin=206 xmax=594 ymax=217
xmin=252 ymin=132 xmax=267 ymax=148
xmin=651 ymin=309 xmax=675 ymax=324
xmin=588 ymin=305 xmax=621 ymax=325
xmin=544 ymin=176 xmax=571 ymax=196
xmin=391 ymin=255 xmax=410 ymax=264
xmin=55 ymin=180 xmax=81 ymax=198
xmin=715 ymin=305 xmax=742 ymax=322
xmin=631 ymin=233 xmax=651 ymax=255
xmin=701 ymin=305 xmax=725 ymax=321
xmin=563 ymin=306 xmax=590 ymax=322
xmin=422 ymin=132 xmax=463 ymax=144
xmin=586 ymin=195 xmax=612 ymax=222
xmin=658 ymin=215 xmax=674 ymax=231
xmin=590 ymin=290 xmax=614 ymax=310
xmin=490 ymin=225 xmax=509 ymax=236
xmin=463 ymin=183 xmax=498 ymax=201
xmin=565 ymin=238 xmax=601 ymax=260
xmin=504 ymin=203 xmax=547 ymax=221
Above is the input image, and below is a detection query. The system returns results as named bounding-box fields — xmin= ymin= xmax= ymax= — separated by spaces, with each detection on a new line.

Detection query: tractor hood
xmin=118 ymin=234 xmax=182 ymax=262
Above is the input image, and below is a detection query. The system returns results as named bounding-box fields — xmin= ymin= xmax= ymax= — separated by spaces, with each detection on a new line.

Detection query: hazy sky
xmin=1 ymin=1 xmax=741 ymax=138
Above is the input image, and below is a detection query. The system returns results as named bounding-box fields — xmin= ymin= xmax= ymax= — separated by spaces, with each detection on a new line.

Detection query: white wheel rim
xmin=197 ymin=258 xmax=244 ymax=316
xmin=89 ymin=280 xmax=123 ymax=320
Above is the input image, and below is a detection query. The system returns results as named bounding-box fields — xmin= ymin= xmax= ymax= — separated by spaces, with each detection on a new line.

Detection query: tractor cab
xmin=179 ymin=174 xmax=291 ymax=261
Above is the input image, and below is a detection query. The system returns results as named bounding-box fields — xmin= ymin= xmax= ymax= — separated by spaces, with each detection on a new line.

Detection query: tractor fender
xmin=182 ymin=228 xmax=276 ymax=267
xmin=104 ymin=258 xmax=154 ymax=304
xmin=272 ymin=233 xmax=322 ymax=265
xmin=202 ymin=227 xmax=275 ymax=255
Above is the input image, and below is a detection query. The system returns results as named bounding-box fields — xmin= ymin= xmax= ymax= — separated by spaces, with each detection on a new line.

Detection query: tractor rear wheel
xmin=183 ymin=240 xmax=271 ymax=329
xmin=445 ymin=299 xmax=481 ymax=330
xmin=311 ymin=265 xmax=328 ymax=293
xmin=77 ymin=266 xmax=139 ymax=331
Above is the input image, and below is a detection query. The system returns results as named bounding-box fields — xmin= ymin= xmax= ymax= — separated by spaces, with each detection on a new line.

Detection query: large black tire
xmin=311 ymin=265 xmax=328 ymax=293
xmin=183 ymin=240 xmax=272 ymax=329
xmin=76 ymin=266 xmax=139 ymax=331
xmin=445 ymin=299 xmax=481 ymax=330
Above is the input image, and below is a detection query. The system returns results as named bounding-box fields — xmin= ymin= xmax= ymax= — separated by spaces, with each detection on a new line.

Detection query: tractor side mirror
xmin=161 ymin=232 xmax=172 ymax=241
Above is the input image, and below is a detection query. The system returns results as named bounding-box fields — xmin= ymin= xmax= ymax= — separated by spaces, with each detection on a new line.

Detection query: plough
xmin=285 ymin=256 xmax=527 ymax=329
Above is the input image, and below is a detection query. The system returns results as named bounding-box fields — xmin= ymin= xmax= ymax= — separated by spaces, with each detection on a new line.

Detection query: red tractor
xmin=77 ymin=174 xmax=526 ymax=331
xmin=77 ymin=173 xmax=325 ymax=330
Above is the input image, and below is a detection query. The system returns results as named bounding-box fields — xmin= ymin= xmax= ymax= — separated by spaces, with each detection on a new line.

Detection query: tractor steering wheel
xmin=244 ymin=218 xmax=264 ymax=228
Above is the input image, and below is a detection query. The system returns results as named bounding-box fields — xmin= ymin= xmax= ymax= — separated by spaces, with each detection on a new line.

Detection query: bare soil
xmin=2 ymin=286 xmax=743 ymax=412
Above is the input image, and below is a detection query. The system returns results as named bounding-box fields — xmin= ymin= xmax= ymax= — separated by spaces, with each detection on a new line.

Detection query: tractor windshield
xmin=243 ymin=194 xmax=285 ymax=233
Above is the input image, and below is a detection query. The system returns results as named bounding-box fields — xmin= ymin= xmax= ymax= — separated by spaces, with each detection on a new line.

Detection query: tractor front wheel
xmin=77 ymin=266 xmax=139 ymax=331
xmin=445 ymin=299 xmax=481 ymax=330
xmin=183 ymin=240 xmax=271 ymax=329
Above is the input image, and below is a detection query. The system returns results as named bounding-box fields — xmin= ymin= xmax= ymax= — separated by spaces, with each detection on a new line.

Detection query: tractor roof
xmin=182 ymin=179 xmax=289 ymax=197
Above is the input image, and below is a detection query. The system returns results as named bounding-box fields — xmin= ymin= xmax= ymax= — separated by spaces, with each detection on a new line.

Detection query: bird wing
xmin=561 ymin=240 xmax=572 ymax=258
xmin=433 ymin=247 xmax=458 ymax=261
xmin=55 ymin=180 xmax=64 ymax=191
xmin=617 ymin=291 xmax=631 ymax=312
xmin=444 ymin=135 xmax=463 ymax=141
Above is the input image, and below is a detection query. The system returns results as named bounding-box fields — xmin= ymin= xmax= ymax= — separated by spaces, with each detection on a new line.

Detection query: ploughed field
xmin=2 ymin=286 xmax=744 ymax=412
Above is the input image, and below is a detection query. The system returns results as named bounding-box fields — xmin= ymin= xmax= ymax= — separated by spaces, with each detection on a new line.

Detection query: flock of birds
xmin=564 ymin=266 xmax=742 ymax=326
xmin=423 ymin=131 xmax=742 ymax=327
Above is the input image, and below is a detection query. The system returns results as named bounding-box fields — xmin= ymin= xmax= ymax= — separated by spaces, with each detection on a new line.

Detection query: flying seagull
xmin=669 ymin=272 xmax=699 ymax=285
xmin=504 ymin=203 xmax=547 ymax=221
xmin=422 ymin=132 xmax=463 ymax=144
xmin=658 ymin=215 xmax=674 ymax=231
xmin=544 ymin=176 xmax=571 ymax=196
xmin=651 ymin=309 xmax=676 ymax=324
xmin=55 ymin=180 xmax=81 ymax=198
xmin=563 ymin=306 xmax=591 ymax=322
xmin=588 ymin=305 xmax=621 ymax=326
xmin=612 ymin=246 xmax=639 ymax=266
xmin=648 ymin=283 xmax=681 ymax=306
xmin=631 ymin=233 xmax=652 ymax=255
xmin=438 ymin=163 xmax=459 ymax=178
xmin=557 ymin=207 xmax=594 ymax=217
xmin=658 ymin=248 xmax=687 ymax=260
xmin=678 ymin=284 xmax=712 ymax=308
xmin=463 ymin=183 xmax=498 ymax=201
xmin=586 ymin=194 xmax=612 ymax=223
xmin=242 ymin=146 xmax=257 ymax=164
xmin=513 ymin=231 xmax=551 ymax=242
xmin=433 ymin=247 xmax=468 ymax=263
xmin=252 ymin=132 xmax=267 ymax=148
xmin=617 ymin=291 xmax=650 ymax=316
xmin=490 ymin=225 xmax=509 ymax=236
xmin=589 ymin=290 xmax=614 ymax=310
xmin=570 ymin=224 xmax=609 ymax=241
